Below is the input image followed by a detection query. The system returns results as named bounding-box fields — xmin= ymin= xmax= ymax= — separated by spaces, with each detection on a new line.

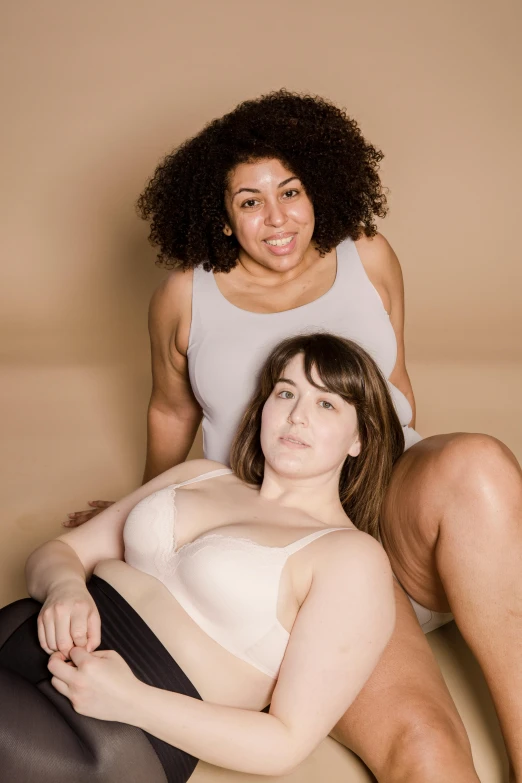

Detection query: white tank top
xmin=187 ymin=238 xmax=422 ymax=464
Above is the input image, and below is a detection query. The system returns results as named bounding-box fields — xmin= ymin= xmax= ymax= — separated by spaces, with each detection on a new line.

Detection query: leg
xmin=381 ymin=433 xmax=522 ymax=781
xmin=331 ymin=582 xmax=479 ymax=782
xmin=0 ymin=666 xmax=168 ymax=783
xmin=0 ymin=596 xmax=170 ymax=782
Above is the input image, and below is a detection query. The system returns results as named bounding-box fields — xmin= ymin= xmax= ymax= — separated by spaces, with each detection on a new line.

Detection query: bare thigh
xmin=380 ymin=434 xmax=468 ymax=612
xmin=331 ymin=582 xmax=472 ymax=777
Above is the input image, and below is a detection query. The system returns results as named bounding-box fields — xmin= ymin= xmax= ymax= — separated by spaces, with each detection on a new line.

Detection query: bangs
xmin=269 ymin=334 xmax=364 ymax=404
xmin=230 ymin=330 xmax=404 ymax=537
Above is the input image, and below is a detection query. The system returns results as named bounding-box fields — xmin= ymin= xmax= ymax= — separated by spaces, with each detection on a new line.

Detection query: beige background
xmin=1 ymin=2 xmax=520 ymax=780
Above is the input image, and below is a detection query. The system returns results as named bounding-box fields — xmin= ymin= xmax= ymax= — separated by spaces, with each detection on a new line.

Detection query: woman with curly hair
xmin=1 ymin=334 xmax=398 ymax=781
xmin=68 ymin=90 xmax=522 ymax=782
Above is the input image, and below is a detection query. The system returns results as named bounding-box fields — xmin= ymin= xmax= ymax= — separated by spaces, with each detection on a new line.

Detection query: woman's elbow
xmin=266 ymin=731 xmax=316 ymax=777
xmin=274 ymin=742 xmax=319 ymax=776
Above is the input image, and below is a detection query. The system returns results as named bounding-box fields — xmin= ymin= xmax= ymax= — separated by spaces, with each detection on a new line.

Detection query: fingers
xmin=69 ymin=601 xmax=91 ymax=649
xmin=63 ymin=510 xmax=98 ymax=528
xmin=63 ymin=501 xmax=113 ymax=528
xmin=38 ymin=596 xmax=98 ymax=656
xmin=53 ymin=603 xmax=75 ymax=657
xmin=48 ymin=652 xmax=78 ymax=683
xmin=85 ymin=609 xmax=102 ymax=652
xmin=38 ymin=607 xmax=58 ymax=653
xmin=37 ymin=615 xmax=53 ymax=655
xmin=63 ymin=513 xmax=90 ymax=528
xmin=50 ymin=676 xmax=70 ymax=697
xmin=91 ymin=648 xmax=117 ymax=660
xmin=69 ymin=646 xmax=92 ymax=666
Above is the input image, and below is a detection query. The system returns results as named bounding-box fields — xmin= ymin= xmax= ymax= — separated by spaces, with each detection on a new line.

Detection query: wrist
xmin=125 ymin=680 xmax=155 ymax=730
xmin=47 ymin=574 xmax=87 ymax=595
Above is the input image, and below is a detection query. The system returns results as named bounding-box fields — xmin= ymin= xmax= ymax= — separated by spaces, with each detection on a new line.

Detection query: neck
xmin=258 ymin=462 xmax=346 ymax=525
xmin=236 ymin=243 xmax=322 ymax=287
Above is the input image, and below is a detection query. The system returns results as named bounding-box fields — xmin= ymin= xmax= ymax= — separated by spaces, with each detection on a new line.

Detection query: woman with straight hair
xmin=66 ymin=90 xmax=522 ymax=781
xmin=0 ymin=334 xmax=398 ymax=782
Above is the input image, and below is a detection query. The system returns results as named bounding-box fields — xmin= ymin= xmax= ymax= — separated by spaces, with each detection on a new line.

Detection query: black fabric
xmin=0 ymin=575 xmax=203 ymax=783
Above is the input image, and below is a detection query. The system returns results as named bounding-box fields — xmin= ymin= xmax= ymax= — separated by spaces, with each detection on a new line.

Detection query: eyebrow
xmin=232 ymin=177 xmax=299 ymax=200
xmin=276 ymin=376 xmax=333 ymax=394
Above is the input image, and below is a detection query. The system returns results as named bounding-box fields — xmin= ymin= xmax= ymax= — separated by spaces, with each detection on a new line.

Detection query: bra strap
xmin=284 ymin=526 xmax=356 ymax=556
xmin=173 ymin=468 xmax=233 ymax=489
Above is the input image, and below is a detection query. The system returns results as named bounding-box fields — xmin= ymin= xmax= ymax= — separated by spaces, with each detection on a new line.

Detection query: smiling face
xmin=224 ymin=158 xmax=316 ymax=272
xmin=260 ymin=353 xmax=361 ymax=481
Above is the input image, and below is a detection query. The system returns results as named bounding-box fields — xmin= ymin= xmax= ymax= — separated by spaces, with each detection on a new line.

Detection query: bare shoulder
xmin=355 ymin=232 xmax=403 ymax=288
xmin=315 ymin=528 xmax=391 ymax=580
xmin=149 ymin=268 xmax=194 ymax=357
xmin=149 ymin=268 xmax=194 ymax=324
xmin=167 ymin=458 xmax=231 ymax=485
xmin=354 ymin=232 xmax=404 ymax=316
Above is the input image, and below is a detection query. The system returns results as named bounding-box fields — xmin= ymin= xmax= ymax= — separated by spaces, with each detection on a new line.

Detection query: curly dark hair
xmin=137 ymin=89 xmax=388 ymax=273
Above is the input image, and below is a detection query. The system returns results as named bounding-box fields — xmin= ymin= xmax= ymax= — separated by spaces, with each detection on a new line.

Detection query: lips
xmin=263 ymin=232 xmax=296 ymax=246
xmin=279 ymin=434 xmax=309 ymax=448
xmin=262 ymin=233 xmax=298 ymax=256
xmin=264 ymin=231 xmax=295 ymax=240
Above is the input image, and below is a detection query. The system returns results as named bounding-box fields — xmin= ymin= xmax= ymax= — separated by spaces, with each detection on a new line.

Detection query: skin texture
xmin=65 ymin=157 xmax=522 ymax=781
xmin=261 ymin=355 xmax=361 ymax=480
xmin=27 ymin=359 xmax=396 ymax=776
xmin=223 ymin=160 xmax=317 ymax=279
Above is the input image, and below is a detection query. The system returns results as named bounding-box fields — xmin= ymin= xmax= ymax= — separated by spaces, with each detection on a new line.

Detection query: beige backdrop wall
xmin=1 ymin=0 xmax=521 ymax=605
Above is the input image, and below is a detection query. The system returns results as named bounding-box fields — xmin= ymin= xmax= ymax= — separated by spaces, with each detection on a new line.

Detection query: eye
xmin=319 ymin=400 xmax=335 ymax=410
xmin=241 ymin=198 xmax=260 ymax=209
xmin=282 ymin=189 xmax=299 ymax=199
xmin=277 ymin=390 xmax=294 ymax=399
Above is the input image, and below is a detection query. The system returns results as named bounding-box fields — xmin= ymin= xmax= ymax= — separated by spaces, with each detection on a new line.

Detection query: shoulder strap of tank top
xmin=192 ymin=264 xmax=216 ymax=292
xmin=190 ymin=265 xmax=236 ymax=343
xmin=284 ymin=526 xmax=357 ymax=556
xmin=173 ymin=468 xmax=233 ymax=489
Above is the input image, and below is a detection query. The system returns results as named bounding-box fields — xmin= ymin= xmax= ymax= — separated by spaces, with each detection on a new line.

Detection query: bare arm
xmin=143 ymin=269 xmax=202 ymax=482
xmin=27 ymin=457 xmax=221 ymax=655
xmin=80 ymin=532 xmax=395 ymax=775
xmin=65 ymin=270 xmax=202 ymax=526
xmin=356 ymin=233 xmax=417 ymax=427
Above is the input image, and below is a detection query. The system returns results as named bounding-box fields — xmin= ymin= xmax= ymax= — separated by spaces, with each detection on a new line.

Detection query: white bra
xmin=123 ymin=469 xmax=355 ymax=678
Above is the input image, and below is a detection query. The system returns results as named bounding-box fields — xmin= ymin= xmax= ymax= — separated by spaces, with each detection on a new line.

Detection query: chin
xmin=266 ymin=453 xmax=310 ymax=478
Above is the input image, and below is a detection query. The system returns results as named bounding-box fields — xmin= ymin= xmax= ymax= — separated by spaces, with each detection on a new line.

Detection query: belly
xmin=93 ymin=559 xmax=275 ymax=708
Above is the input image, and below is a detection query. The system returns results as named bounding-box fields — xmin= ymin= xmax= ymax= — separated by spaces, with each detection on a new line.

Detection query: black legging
xmin=0 ymin=575 xmax=202 ymax=783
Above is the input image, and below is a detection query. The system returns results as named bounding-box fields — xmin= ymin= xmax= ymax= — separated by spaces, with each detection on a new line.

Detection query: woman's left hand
xmin=48 ymin=646 xmax=143 ymax=723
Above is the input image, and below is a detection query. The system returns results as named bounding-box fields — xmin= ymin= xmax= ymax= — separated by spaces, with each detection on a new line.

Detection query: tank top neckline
xmin=208 ymin=243 xmax=343 ymax=318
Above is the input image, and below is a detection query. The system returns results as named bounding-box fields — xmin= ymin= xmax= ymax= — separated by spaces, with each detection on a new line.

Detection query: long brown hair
xmin=230 ymin=333 xmax=404 ymax=538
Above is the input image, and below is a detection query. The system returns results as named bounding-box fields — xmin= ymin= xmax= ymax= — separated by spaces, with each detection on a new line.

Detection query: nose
xmin=264 ymin=199 xmax=287 ymax=228
xmin=287 ymin=399 xmax=308 ymax=426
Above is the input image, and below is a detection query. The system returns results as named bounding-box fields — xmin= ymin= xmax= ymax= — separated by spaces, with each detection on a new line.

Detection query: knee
xmin=439 ymin=433 xmax=514 ymax=475
xmin=380 ymin=706 xmax=473 ymax=782
xmin=437 ymin=433 xmax=521 ymax=513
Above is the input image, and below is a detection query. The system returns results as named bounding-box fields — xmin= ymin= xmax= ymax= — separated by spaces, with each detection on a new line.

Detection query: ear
xmin=223 ymin=224 xmax=233 ymax=237
xmin=347 ymin=435 xmax=361 ymax=458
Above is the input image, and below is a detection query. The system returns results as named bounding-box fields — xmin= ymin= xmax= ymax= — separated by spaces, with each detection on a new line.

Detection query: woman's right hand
xmin=63 ymin=500 xmax=114 ymax=527
xmin=38 ymin=581 xmax=101 ymax=658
